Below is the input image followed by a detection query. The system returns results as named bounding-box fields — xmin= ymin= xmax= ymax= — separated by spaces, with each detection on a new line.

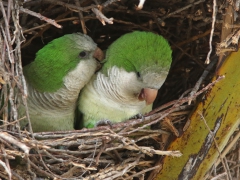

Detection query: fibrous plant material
xmin=0 ymin=0 xmax=239 ymax=179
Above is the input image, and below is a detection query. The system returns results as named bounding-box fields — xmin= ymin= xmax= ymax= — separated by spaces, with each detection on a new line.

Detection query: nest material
xmin=0 ymin=0 xmax=239 ymax=179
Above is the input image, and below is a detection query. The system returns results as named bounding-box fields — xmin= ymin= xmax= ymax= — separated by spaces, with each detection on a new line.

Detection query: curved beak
xmin=138 ymin=88 xmax=158 ymax=105
xmin=93 ymin=47 xmax=104 ymax=62
xmin=93 ymin=47 xmax=105 ymax=71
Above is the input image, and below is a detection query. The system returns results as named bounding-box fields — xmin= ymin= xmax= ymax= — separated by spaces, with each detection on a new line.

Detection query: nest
xmin=0 ymin=0 xmax=239 ymax=179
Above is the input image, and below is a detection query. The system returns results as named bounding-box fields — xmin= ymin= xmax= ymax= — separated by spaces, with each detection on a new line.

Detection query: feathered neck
xmin=94 ymin=66 xmax=145 ymax=105
xmin=26 ymin=59 xmax=97 ymax=113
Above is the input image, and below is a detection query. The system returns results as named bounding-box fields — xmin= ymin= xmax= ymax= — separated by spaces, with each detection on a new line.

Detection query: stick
xmin=19 ymin=7 xmax=62 ymax=28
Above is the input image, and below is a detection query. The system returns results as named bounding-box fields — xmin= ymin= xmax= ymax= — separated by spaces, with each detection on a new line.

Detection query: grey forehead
xmin=67 ymin=33 xmax=97 ymax=50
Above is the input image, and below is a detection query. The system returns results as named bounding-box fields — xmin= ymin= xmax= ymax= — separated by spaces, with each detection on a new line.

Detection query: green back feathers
xmin=102 ymin=31 xmax=172 ymax=74
xmin=24 ymin=33 xmax=97 ymax=92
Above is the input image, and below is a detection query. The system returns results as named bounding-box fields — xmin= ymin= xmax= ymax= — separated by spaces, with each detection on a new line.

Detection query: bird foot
xmin=96 ymin=119 xmax=113 ymax=128
xmin=130 ymin=113 xmax=145 ymax=121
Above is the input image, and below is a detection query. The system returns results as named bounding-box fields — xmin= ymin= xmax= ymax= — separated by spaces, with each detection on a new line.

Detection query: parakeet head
xmin=100 ymin=31 xmax=172 ymax=105
xmin=24 ymin=33 xmax=104 ymax=92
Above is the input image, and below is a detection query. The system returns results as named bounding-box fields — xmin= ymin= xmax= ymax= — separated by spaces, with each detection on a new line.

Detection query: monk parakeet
xmin=19 ymin=33 xmax=104 ymax=132
xmin=78 ymin=31 xmax=172 ymax=128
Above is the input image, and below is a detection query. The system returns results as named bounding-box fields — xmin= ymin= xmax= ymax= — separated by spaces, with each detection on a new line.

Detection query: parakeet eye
xmin=137 ymin=72 xmax=141 ymax=78
xmin=79 ymin=51 xmax=87 ymax=58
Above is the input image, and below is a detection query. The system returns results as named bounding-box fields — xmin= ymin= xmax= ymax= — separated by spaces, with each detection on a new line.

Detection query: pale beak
xmin=93 ymin=47 xmax=105 ymax=71
xmin=93 ymin=47 xmax=104 ymax=62
xmin=138 ymin=88 xmax=158 ymax=105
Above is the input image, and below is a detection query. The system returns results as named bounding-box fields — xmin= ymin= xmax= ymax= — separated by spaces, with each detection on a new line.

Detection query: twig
xmin=120 ymin=145 xmax=182 ymax=157
xmin=92 ymin=7 xmax=114 ymax=25
xmin=0 ymin=25 xmax=14 ymax=64
xmin=114 ymin=18 xmax=153 ymax=31
xmin=42 ymin=0 xmax=97 ymax=12
xmin=0 ymin=116 xmax=26 ymax=128
xmin=215 ymin=131 xmax=240 ymax=166
xmin=0 ymin=132 xmax=30 ymax=154
xmin=0 ymin=2 xmax=14 ymax=64
xmin=23 ymin=17 xmax=82 ymax=34
xmin=175 ymin=29 xmax=211 ymax=47
xmin=136 ymin=0 xmax=146 ymax=10
xmin=90 ymin=154 xmax=143 ymax=180
xmin=161 ymin=117 xmax=179 ymax=137
xmin=74 ymin=0 xmax=87 ymax=34
xmin=125 ymin=165 xmax=160 ymax=180
xmin=19 ymin=7 xmax=62 ymax=28
xmin=0 ymin=159 xmax=11 ymax=179
xmin=161 ymin=0 xmax=205 ymax=20
xmin=135 ymin=132 xmax=167 ymax=142
xmin=198 ymin=111 xmax=232 ymax=180
xmin=0 ymin=144 xmax=12 ymax=180
xmin=95 ymin=137 xmax=107 ymax=165
xmin=11 ymin=170 xmax=24 ymax=180
xmin=188 ymin=56 xmax=218 ymax=104
xmin=29 ymin=159 xmax=55 ymax=179
xmin=36 ymin=146 xmax=61 ymax=179
xmin=21 ymin=96 xmax=34 ymax=137
xmin=205 ymin=0 xmax=217 ymax=64
xmin=210 ymin=172 xmax=228 ymax=180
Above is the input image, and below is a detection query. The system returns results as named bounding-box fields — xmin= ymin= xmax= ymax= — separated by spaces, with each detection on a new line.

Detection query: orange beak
xmin=138 ymin=88 xmax=158 ymax=105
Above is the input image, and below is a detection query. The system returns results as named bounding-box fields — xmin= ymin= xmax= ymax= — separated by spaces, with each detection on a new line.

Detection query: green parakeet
xmin=19 ymin=33 xmax=104 ymax=132
xmin=78 ymin=31 xmax=172 ymax=128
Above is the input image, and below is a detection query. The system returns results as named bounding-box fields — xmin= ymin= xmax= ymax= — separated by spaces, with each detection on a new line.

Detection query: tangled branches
xmin=0 ymin=0 xmax=239 ymax=179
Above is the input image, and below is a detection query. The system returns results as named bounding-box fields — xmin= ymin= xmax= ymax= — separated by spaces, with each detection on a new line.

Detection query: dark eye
xmin=137 ymin=72 xmax=141 ymax=77
xmin=79 ymin=51 xmax=87 ymax=58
